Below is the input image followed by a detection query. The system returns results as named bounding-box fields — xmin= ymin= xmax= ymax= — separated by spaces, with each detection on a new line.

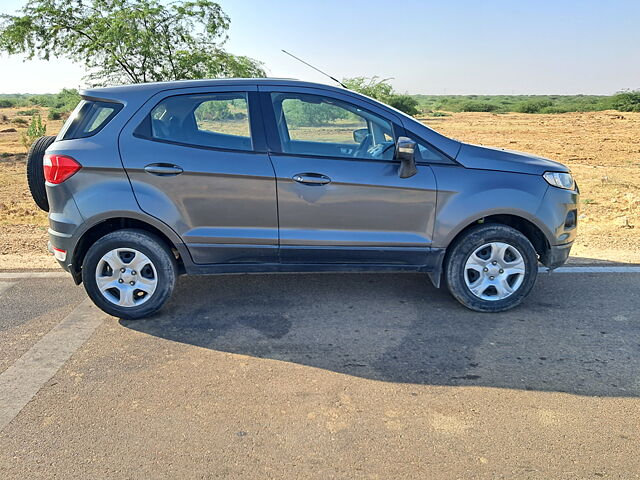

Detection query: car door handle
xmin=144 ymin=163 xmax=184 ymax=176
xmin=292 ymin=173 xmax=331 ymax=185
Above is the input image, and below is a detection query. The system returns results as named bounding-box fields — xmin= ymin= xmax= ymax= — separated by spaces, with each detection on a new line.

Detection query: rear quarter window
xmin=59 ymin=100 xmax=123 ymax=140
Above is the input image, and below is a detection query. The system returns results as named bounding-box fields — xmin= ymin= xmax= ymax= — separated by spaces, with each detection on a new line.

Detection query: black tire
xmin=26 ymin=135 xmax=56 ymax=212
xmin=81 ymin=229 xmax=177 ymax=319
xmin=444 ymin=224 xmax=538 ymax=312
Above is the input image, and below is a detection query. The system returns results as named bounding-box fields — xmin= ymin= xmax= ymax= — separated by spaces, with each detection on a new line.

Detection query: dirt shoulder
xmin=1 ymin=109 xmax=639 ymax=269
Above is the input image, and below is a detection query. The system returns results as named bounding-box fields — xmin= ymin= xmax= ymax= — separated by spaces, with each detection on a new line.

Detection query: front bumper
xmin=543 ymin=242 xmax=573 ymax=269
xmin=536 ymin=181 xmax=579 ymax=269
xmin=537 ymin=185 xmax=580 ymax=246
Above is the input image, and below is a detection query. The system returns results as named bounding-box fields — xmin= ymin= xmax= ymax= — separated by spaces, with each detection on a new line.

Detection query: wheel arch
xmin=448 ymin=214 xmax=551 ymax=263
xmin=429 ymin=212 xmax=552 ymax=289
xmin=70 ymin=214 xmax=189 ymax=284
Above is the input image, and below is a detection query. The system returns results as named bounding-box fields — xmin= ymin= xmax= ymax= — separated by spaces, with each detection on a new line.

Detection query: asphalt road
xmin=0 ymin=270 xmax=639 ymax=479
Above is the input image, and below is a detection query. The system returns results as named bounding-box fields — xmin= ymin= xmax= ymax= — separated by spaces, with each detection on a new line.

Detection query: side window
xmin=143 ymin=92 xmax=252 ymax=151
xmin=270 ymin=93 xmax=395 ymax=160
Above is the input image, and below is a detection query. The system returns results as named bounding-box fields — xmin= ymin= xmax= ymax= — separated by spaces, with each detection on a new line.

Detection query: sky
xmin=0 ymin=0 xmax=639 ymax=95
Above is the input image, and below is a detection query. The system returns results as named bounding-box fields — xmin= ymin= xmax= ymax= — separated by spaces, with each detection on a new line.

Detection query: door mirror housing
xmin=394 ymin=136 xmax=417 ymax=178
xmin=353 ymin=128 xmax=369 ymax=143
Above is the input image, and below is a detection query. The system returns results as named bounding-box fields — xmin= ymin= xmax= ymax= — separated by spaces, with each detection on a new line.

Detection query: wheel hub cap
xmin=95 ymin=248 xmax=158 ymax=308
xmin=464 ymin=242 xmax=526 ymax=301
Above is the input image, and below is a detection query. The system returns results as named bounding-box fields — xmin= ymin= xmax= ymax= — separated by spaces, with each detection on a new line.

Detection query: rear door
xmin=259 ymin=86 xmax=439 ymax=265
xmin=119 ymin=86 xmax=278 ymax=265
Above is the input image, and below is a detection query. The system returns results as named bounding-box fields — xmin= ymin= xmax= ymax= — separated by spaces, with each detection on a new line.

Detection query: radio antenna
xmin=281 ymin=49 xmax=347 ymax=88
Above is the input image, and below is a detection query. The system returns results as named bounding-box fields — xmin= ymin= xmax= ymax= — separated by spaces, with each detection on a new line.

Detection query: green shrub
xmin=342 ymin=77 xmax=420 ymax=116
xmin=282 ymin=99 xmax=348 ymax=127
xmin=411 ymin=94 xmax=615 ymax=114
xmin=16 ymin=108 xmax=39 ymax=116
xmin=611 ymin=90 xmax=640 ymax=112
xmin=427 ymin=111 xmax=451 ymax=117
xmin=386 ymin=94 xmax=420 ymax=116
xmin=21 ymin=113 xmax=47 ymax=150
xmin=342 ymin=76 xmax=394 ymax=101
xmin=460 ymin=101 xmax=498 ymax=112
xmin=12 ymin=117 xmax=28 ymax=126
xmin=0 ymin=99 xmax=15 ymax=108
xmin=514 ymin=100 xmax=553 ymax=113
xmin=28 ymin=88 xmax=81 ymax=111
xmin=48 ymin=109 xmax=63 ymax=120
xmin=539 ymin=106 xmax=569 ymax=114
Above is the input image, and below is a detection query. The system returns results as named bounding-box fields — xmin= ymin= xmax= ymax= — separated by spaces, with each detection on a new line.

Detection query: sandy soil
xmin=0 ymin=108 xmax=638 ymax=269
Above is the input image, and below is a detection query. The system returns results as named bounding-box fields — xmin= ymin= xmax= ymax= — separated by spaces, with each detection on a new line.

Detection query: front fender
xmin=431 ymin=165 xmax=552 ymax=247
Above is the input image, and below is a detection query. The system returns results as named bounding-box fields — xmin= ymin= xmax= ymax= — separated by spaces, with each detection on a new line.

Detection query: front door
xmin=119 ymin=87 xmax=278 ymax=264
xmin=261 ymin=87 xmax=438 ymax=265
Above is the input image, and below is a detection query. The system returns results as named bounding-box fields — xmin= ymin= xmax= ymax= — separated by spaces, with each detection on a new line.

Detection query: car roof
xmin=80 ymin=78 xmax=345 ymax=99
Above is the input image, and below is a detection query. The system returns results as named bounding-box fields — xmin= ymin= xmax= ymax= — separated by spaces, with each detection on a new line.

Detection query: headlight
xmin=543 ymin=171 xmax=575 ymax=190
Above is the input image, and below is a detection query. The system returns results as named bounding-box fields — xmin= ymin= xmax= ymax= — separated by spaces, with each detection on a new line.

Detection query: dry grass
xmin=1 ymin=108 xmax=639 ymax=269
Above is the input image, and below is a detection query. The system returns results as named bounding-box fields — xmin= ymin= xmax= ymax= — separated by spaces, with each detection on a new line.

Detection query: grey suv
xmin=26 ymin=79 xmax=578 ymax=319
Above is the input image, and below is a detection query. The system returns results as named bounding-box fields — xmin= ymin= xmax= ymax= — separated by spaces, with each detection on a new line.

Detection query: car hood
xmin=455 ymin=143 xmax=569 ymax=175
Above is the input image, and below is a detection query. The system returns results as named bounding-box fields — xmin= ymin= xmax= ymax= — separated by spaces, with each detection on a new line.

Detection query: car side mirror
xmin=353 ymin=128 xmax=369 ymax=143
xmin=395 ymin=136 xmax=417 ymax=178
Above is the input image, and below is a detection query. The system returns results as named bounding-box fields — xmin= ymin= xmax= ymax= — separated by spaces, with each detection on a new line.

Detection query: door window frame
xmin=259 ymin=87 xmax=405 ymax=163
xmin=128 ymin=85 xmax=268 ymax=154
xmin=258 ymin=86 xmax=457 ymax=166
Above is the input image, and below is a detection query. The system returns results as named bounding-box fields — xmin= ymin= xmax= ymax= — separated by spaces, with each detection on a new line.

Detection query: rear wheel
xmin=444 ymin=224 xmax=538 ymax=312
xmin=26 ymin=135 xmax=56 ymax=212
xmin=81 ymin=229 xmax=177 ymax=319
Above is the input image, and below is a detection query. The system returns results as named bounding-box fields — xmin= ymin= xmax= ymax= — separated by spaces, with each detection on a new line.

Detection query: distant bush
xmin=0 ymin=89 xmax=80 ymax=114
xmin=611 ymin=90 xmax=640 ymax=112
xmin=386 ymin=94 xmax=420 ymax=116
xmin=460 ymin=101 xmax=498 ymax=112
xmin=28 ymin=88 xmax=81 ymax=112
xmin=342 ymin=77 xmax=420 ymax=116
xmin=342 ymin=76 xmax=393 ymax=101
xmin=283 ymin=100 xmax=348 ymax=127
xmin=48 ymin=109 xmax=63 ymax=120
xmin=411 ymin=94 xmax=613 ymax=114
xmin=12 ymin=117 xmax=28 ymax=126
xmin=16 ymin=108 xmax=39 ymax=116
xmin=428 ymin=111 xmax=451 ymax=117
xmin=539 ymin=106 xmax=570 ymax=114
xmin=514 ymin=99 xmax=553 ymax=113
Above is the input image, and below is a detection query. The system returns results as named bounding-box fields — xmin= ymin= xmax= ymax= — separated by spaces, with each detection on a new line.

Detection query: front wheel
xmin=81 ymin=229 xmax=177 ymax=319
xmin=444 ymin=224 xmax=538 ymax=312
